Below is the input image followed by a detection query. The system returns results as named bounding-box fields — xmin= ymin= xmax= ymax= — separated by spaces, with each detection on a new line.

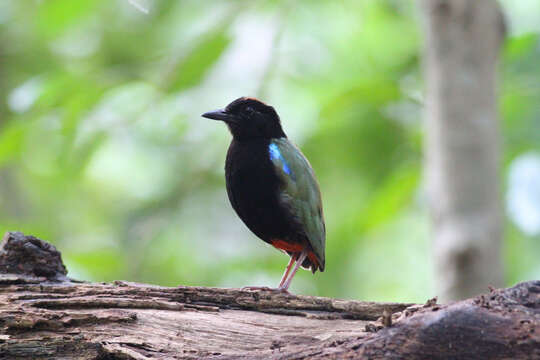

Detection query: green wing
xmin=269 ymin=138 xmax=325 ymax=271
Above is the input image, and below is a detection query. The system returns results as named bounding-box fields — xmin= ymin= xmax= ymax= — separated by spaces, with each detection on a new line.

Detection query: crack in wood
xmin=0 ymin=232 xmax=538 ymax=359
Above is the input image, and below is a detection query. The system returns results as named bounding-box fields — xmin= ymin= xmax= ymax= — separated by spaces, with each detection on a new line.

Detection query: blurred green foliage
xmin=0 ymin=0 xmax=539 ymax=301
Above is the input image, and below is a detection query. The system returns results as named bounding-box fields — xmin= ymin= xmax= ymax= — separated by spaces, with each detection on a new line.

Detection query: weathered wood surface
xmin=0 ymin=232 xmax=538 ymax=359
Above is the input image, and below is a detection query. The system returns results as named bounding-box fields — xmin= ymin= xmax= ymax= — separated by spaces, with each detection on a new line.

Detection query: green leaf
xmin=67 ymin=249 xmax=127 ymax=281
xmin=37 ymin=0 xmax=100 ymax=39
xmin=0 ymin=120 xmax=26 ymax=167
xmin=165 ymin=30 xmax=231 ymax=92
xmin=320 ymin=78 xmax=401 ymax=120
xmin=355 ymin=164 xmax=420 ymax=232
xmin=503 ymin=33 xmax=539 ymax=63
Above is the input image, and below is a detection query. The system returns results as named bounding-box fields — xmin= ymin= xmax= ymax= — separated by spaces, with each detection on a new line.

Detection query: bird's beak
xmin=202 ymin=109 xmax=235 ymax=123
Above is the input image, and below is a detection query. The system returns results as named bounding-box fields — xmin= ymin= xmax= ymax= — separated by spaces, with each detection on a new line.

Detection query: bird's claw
xmin=241 ymin=286 xmax=290 ymax=294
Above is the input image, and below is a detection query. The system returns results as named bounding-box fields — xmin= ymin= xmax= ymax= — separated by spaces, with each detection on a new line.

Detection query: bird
xmin=202 ymin=97 xmax=325 ymax=292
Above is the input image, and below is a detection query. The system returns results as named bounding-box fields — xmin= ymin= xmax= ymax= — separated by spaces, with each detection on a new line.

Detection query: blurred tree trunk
xmin=421 ymin=0 xmax=506 ymax=301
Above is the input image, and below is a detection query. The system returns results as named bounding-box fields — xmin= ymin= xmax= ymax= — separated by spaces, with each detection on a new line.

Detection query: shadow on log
xmin=0 ymin=231 xmax=538 ymax=359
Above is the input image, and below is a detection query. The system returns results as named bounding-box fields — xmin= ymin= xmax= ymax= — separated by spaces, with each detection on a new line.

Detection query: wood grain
xmin=0 ymin=232 xmax=538 ymax=359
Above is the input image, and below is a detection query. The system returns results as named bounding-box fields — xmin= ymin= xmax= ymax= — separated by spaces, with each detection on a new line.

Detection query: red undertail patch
xmin=271 ymin=239 xmax=320 ymax=270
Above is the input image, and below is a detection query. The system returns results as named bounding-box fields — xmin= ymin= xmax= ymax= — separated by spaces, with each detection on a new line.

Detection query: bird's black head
xmin=202 ymin=97 xmax=286 ymax=140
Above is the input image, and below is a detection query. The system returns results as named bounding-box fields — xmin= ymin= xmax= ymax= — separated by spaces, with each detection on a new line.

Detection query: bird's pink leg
xmin=242 ymin=253 xmax=300 ymax=293
xmin=278 ymin=254 xmax=298 ymax=288
xmin=279 ymin=250 xmax=307 ymax=291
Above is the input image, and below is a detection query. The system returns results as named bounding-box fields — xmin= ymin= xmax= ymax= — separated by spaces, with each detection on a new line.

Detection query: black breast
xmin=225 ymin=139 xmax=296 ymax=243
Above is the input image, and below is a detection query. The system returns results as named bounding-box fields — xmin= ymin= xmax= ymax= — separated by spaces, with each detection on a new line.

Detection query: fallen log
xmin=0 ymin=231 xmax=538 ymax=359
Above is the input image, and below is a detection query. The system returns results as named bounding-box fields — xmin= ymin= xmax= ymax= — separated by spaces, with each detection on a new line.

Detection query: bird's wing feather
xmin=269 ymin=138 xmax=325 ymax=269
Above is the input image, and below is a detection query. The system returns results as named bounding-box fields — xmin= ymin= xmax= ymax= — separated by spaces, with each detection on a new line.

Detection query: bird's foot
xmin=241 ymin=286 xmax=290 ymax=294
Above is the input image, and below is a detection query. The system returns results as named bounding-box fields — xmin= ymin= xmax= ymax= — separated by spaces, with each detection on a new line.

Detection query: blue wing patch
xmin=269 ymin=143 xmax=293 ymax=177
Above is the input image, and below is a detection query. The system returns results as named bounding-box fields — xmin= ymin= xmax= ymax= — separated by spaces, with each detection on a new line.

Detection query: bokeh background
xmin=0 ymin=0 xmax=539 ymax=302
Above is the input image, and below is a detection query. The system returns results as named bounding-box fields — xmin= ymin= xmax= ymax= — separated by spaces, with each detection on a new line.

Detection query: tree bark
xmin=422 ymin=0 xmax=506 ymax=301
xmin=0 ymin=232 xmax=538 ymax=359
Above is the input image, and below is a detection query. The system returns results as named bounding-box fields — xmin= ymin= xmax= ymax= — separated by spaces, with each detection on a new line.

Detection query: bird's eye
xmin=245 ymin=106 xmax=255 ymax=115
